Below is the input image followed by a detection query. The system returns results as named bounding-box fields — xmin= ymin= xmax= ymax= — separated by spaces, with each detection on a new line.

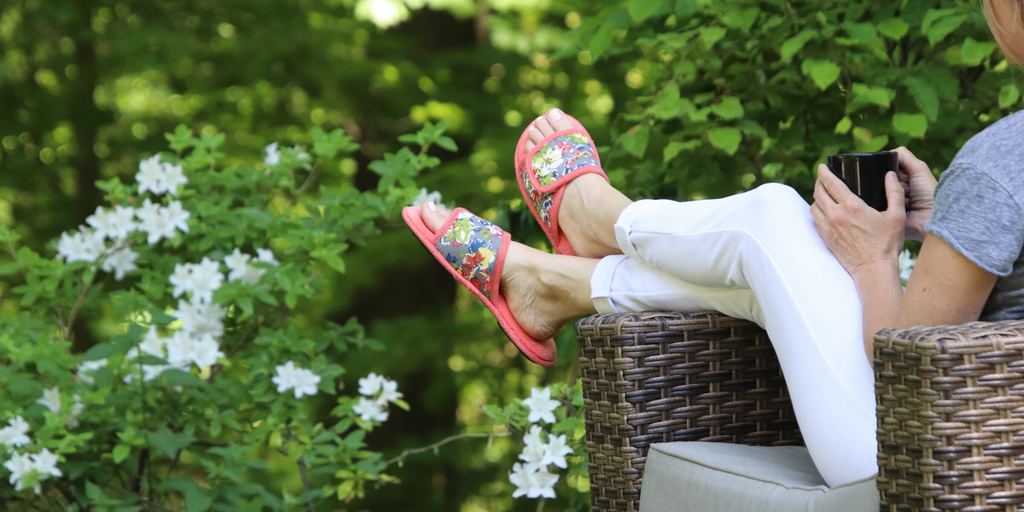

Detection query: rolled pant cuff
xmin=613 ymin=199 xmax=661 ymax=262
xmin=590 ymin=255 xmax=629 ymax=314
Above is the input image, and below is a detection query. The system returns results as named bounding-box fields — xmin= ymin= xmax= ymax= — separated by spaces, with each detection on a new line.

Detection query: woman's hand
xmin=894 ymin=147 xmax=937 ymax=242
xmin=811 ymin=165 xmax=906 ymax=280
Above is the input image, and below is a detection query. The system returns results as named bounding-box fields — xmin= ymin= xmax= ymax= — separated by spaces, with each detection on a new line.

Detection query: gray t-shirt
xmin=925 ymin=109 xmax=1024 ymax=320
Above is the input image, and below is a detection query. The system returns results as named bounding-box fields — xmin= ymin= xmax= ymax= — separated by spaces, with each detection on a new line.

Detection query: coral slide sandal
xmin=402 ymin=206 xmax=557 ymax=366
xmin=515 ymin=113 xmax=608 ymax=256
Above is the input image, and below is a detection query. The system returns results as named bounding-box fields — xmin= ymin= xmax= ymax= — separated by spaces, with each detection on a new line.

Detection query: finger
xmin=816 ymin=164 xmax=857 ymax=203
xmin=884 ymin=171 xmax=906 ymax=214
xmin=813 ymin=178 xmax=836 ymax=209
xmin=809 ymin=203 xmax=831 ymax=241
xmin=894 ymin=146 xmax=928 ymax=176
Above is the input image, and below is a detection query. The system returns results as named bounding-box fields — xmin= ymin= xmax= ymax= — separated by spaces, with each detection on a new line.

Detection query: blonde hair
xmin=983 ymin=0 xmax=1024 ymax=67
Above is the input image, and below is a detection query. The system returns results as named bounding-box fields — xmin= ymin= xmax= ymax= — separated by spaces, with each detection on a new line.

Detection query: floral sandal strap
xmin=525 ymin=130 xmax=604 ymax=194
xmin=433 ymin=209 xmax=509 ymax=301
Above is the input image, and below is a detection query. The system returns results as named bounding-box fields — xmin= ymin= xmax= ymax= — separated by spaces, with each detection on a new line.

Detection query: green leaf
xmin=165 ymin=125 xmax=196 ymax=152
xmin=927 ymin=15 xmax=966 ymax=46
xmin=146 ymin=425 xmax=195 ymax=459
xmin=699 ymin=27 xmax=727 ymax=50
xmin=922 ymin=8 xmax=957 ymax=34
xmin=589 ymin=20 xmax=616 ymax=60
xmin=780 ymin=30 xmax=816 ymax=64
xmin=663 ymin=140 xmax=700 ymax=162
xmin=113 ymin=444 xmax=131 ymax=463
xmin=621 ymin=125 xmax=650 ymax=158
xmin=876 ymin=18 xmax=908 ymax=40
xmin=801 ymin=60 xmax=841 ymax=90
xmin=84 ymin=343 xmax=117 ymax=361
xmin=844 ymin=22 xmax=877 ymax=45
xmin=849 ymin=83 xmax=894 ymax=111
xmin=999 ymin=84 xmax=1021 ymax=109
xmin=185 ymin=487 xmax=214 ymax=512
xmin=834 ymin=116 xmax=852 ymax=134
xmin=893 ymin=113 xmax=928 ymax=138
xmin=707 ymin=127 xmax=742 ymax=155
xmin=711 ymin=97 xmax=744 ymax=120
xmin=648 ymin=85 xmax=695 ymax=120
xmin=721 ymin=7 xmax=760 ymax=33
xmin=904 ymin=78 xmax=939 ymax=122
xmin=627 ymin=0 xmax=661 ymax=22
xmin=761 ymin=163 xmax=783 ymax=178
xmin=961 ymin=37 xmax=998 ymax=62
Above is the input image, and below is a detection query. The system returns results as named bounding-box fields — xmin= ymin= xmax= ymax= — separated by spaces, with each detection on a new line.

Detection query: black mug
xmin=826 ymin=152 xmax=898 ymax=212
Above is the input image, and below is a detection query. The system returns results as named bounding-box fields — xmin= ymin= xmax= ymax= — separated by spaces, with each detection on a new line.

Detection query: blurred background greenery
xmin=1 ymin=0 xmax=1021 ymax=510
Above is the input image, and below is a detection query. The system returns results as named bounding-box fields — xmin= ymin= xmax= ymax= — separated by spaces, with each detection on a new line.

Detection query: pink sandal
xmin=402 ymin=206 xmax=557 ymax=366
xmin=515 ymin=113 xmax=608 ymax=256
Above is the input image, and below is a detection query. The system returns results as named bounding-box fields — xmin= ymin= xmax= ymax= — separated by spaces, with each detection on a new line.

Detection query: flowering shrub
xmin=0 ymin=122 xmax=451 ymax=510
xmin=484 ymin=381 xmax=588 ymax=505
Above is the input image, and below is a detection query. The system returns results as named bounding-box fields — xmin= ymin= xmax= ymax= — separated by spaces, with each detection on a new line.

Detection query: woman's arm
xmin=898 ymin=233 xmax=998 ymax=327
xmin=811 ymin=163 xmax=997 ymax=360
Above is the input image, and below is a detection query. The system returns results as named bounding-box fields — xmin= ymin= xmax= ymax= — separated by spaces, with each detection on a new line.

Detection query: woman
xmin=404 ymin=0 xmax=1024 ymax=489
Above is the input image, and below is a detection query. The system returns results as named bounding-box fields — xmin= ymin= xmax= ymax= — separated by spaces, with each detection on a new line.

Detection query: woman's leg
xmin=591 ymin=183 xmax=875 ymax=488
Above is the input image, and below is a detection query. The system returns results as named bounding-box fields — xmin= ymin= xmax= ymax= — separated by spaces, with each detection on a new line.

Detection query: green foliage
xmin=574 ymin=0 xmax=1020 ymax=203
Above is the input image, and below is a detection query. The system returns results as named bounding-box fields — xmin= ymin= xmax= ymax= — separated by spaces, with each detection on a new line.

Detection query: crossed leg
xmin=418 ymin=108 xmax=876 ymax=488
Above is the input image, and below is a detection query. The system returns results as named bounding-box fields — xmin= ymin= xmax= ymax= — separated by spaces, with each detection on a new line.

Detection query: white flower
xmin=172 ymin=300 xmax=225 ymax=338
xmin=87 ymin=205 xmax=137 ymax=242
xmin=32 ymin=448 xmax=61 ymax=478
xmin=272 ymin=361 xmax=321 ymax=399
xmin=352 ymin=397 xmax=389 ymax=422
xmin=168 ymin=258 xmax=223 ymax=304
xmin=0 ymin=416 xmax=31 ymax=448
xmin=36 ymin=387 xmax=61 ymax=414
xmin=189 ymin=334 xmax=224 ymax=367
xmin=160 ymin=163 xmax=188 ymax=196
xmin=291 ymin=145 xmax=310 ymax=161
xmin=899 ymin=249 xmax=916 ymax=283
xmin=522 ymin=387 xmax=559 ymax=424
xmin=358 ymin=372 xmax=385 ymax=396
xmin=166 ymin=331 xmax=222 ymax=367
xmin=67 ymin=395 xmax=85 ymax=428
xmin=4 ymin=452 xmax=33 ymax=492
xmin=509 ymin=462 xmax=558 ymax=499
xmin=378 ymin=378 xmax=403 ymax=404
xmin=255 ymin=248 xmax=279 ymax=266
xmin=264 ymin=142 xmax=281 ymax=166
xmin=76 ymin=358 xmax=107 ymax=385
xmin=7 ymin=448 xmax=63 ymax=494
xmin=543 ymin=433 xmax=573 ymax=469
xmin=101 ymin=247 xmax=138 ymax=280
xmin=411 ymin=188 xmax=448 ymax=210
xmin=164 ymin=200 xmax=191 ymax=234
xmin=56 ymin=229 xmax=105 ymax=263
xmin=136 ymin=154 xmax=165 ymax=195
xmin=355 ymin=0 xmax=410 ymax=28
xmin=139 ymin=326 xmax=166 ymax=358
xmin=224 ymin=248 xmax=265 ymax=284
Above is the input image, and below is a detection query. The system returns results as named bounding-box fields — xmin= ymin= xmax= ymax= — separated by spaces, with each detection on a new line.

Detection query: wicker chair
xmin=576 ymin=311 xmax=1024 ymax=512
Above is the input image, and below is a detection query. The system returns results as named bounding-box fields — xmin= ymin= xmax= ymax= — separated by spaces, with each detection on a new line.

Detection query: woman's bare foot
xmin=420 ymin=202 xmax=598 ymax=341
xmin=523 ymin=108 xmax=633 ymax=258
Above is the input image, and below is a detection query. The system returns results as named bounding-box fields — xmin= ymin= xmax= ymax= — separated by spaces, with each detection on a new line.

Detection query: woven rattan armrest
xmin=576 ymin=312 xmax=803 ymax=512
xmin=875 ymin=319 xmax=1024 ymax=512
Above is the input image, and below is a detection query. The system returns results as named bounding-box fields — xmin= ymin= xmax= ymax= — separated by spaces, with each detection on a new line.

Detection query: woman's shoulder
xmin=950 ymin=109 xmax=1024 ymax=184
xmin=956 ymin=110 xmax=1024 ymax=164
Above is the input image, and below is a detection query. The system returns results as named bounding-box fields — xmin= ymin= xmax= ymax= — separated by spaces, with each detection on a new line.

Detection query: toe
xmin=420 ymin=201 xmax=450 ymax=234
xmin=545 ymin=108 xmax=572 ymax=132
xmin=533 ymin=117 xmax=554 ymax=137
xmin=527 ymin=126 xmax=545 ymax=145
xmin=525 ymin=139 xmax=536 ymax=152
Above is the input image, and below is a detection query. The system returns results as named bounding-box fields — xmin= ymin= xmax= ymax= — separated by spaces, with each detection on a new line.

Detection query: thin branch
xmin=295 ymin=164 xmax=322 ymax=197
xmin=298 ymin=456 xmax=315 ymax=512
xmin=535 ymin=497 xmax=546 ymax=512
xmin=385 ymin=432 xmax=511 ymax=468
xmin=64 ymin=271 xmax=99 ymax=341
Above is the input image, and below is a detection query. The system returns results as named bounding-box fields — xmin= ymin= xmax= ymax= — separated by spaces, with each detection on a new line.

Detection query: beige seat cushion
xmin=639 ymin=443 xmax=876 ymax=512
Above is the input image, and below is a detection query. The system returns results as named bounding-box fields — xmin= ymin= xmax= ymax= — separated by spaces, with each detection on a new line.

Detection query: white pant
xmin=589 ymin=183 xmax=875 ymax=488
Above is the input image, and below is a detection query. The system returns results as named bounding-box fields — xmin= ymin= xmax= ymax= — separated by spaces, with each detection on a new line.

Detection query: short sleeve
xmin=925 ymin=163 xmax=1024 ymax=277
